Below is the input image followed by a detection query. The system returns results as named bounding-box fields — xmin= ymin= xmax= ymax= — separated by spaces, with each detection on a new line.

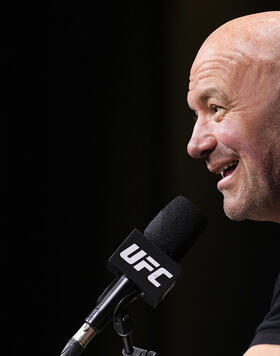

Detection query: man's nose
xmin=187 ymin=121 xmax=217 ymax=159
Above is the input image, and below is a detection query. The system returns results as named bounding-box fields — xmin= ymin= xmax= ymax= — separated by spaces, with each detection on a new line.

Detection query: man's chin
xmin=224 ymin=208 xmax=246 ymax=221
xmin=223 ymin=197 xmax=248 ymax=221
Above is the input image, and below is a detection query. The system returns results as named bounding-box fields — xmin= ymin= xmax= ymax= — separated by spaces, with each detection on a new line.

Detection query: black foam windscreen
xmin=144 ymin=196 xmax=207 ymax=261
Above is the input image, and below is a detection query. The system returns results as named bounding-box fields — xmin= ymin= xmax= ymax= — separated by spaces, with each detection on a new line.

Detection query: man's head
xmin=187 ymin=12 xmax=280 ymax=223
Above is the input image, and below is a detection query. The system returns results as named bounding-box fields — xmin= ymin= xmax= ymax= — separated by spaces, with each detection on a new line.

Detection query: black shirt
xmin=250 ymin=273 xmax=280 ymax=346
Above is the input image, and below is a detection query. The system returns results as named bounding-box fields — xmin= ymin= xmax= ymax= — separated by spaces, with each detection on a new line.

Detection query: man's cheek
xmin=219 ymin=130 xmax=242 ymax=150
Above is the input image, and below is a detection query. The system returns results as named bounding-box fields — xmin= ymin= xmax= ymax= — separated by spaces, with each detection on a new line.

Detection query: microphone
xmin=60 ymin=196 xmax=207 ymax=356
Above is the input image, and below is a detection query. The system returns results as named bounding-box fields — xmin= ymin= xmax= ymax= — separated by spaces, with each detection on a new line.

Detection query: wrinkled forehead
xmin=188 ymin=37 xmax=280 ymax=99
xmin=188 ymin=43 xmax=250 ymax=94
xmin=191 ymin=36 xmax=255 ymax=76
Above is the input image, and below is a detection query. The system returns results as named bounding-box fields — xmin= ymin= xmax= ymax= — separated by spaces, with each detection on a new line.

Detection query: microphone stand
xmin=113 ymin=293 xmax=158 ymax=356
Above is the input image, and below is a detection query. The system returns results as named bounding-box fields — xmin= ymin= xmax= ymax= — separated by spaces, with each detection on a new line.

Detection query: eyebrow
xmin=188 ymin=87 xmax=231 ymax=110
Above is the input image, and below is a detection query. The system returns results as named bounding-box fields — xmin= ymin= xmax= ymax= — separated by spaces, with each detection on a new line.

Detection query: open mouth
xmin=221 ymin=160 xmax=239 ymax=178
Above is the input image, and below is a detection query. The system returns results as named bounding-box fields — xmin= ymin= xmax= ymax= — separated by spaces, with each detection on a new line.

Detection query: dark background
xmin=6 ymin=1 xmax=280 ymax=356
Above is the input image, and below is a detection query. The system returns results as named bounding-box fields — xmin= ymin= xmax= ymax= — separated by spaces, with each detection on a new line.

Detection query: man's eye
xmin=210 ymin=104 xmax=226 ymax=122
xmin=211 ymin=104 xmax=223 ymax=113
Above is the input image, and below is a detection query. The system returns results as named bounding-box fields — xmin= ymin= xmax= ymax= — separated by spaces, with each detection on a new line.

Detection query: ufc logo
xmin=120 ymin=243 xmax=173 ymax=287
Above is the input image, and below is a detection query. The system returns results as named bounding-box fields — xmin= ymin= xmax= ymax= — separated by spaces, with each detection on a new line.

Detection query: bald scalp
xmin=191 ymin=11 xmax=280 ymax=75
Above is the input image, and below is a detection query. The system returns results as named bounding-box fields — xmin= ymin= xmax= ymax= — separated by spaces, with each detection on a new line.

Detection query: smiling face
xmin=187 ymin=12 xmax=280 ymax=222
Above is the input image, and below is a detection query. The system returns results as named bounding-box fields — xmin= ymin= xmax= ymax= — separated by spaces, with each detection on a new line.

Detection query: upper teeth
xmin=220 ymin=160 xmax=238 ymax=177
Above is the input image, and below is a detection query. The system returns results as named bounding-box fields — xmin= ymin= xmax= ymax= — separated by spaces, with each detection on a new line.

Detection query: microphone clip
xmin=113 ymin=293 xmax=158 ymax=356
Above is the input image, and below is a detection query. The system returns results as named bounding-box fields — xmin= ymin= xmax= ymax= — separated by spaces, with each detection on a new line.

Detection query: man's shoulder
xmin=248 ymin=273 xmax=280 ymax=351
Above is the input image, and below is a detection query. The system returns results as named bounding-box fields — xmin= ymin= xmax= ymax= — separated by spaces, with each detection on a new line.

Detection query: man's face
xmin=187 ymin=44 xmax=280 ymax=222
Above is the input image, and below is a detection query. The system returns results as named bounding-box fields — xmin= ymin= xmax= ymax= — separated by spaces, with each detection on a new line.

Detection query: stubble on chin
xmin=222 ymin=181 xmax=279 ymax=222
xmin=221 ymin=181 xmax=258 ymax=221
xmin=223 ymin=194 xmax=248 ymax=221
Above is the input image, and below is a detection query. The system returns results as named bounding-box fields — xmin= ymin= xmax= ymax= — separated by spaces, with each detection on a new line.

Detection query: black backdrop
xmin=7 ymin=1 xmax=280 ymax=356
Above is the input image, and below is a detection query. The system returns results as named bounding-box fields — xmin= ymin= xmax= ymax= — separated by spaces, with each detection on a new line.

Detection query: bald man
xmin=187 ymin=12 xmax=280 ymax=356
